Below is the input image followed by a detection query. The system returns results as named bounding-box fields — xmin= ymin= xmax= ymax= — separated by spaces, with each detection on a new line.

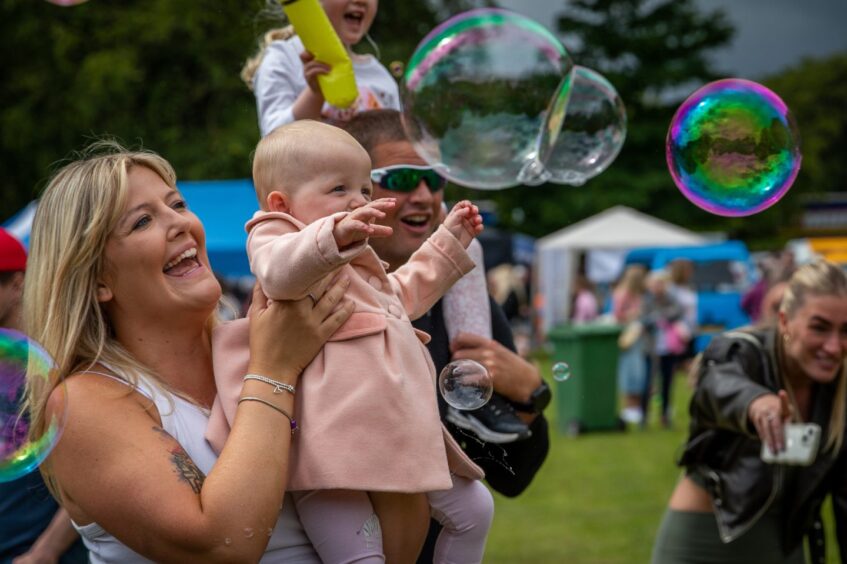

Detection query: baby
xmin=206 ymin=120 xmax=493 ymax=563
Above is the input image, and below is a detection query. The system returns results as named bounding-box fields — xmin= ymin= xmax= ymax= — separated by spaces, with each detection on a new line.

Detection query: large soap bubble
xmin=402 ymin=8 xmax=573 ymax=190
xmin=666 ymin=78 xmax=801 ymax=217
xmin=545 ymin=66 xmax=626 ymax=186
xmin=1 ymin=329 xmax=66 ymax=482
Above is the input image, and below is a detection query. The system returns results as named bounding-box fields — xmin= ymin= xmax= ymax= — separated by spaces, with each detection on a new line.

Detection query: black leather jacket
xmin=678 ymin=327 xmax=847 ymax=561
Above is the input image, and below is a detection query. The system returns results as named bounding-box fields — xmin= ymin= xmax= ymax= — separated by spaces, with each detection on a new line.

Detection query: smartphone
xmin=760 ymin=423 xmax=821 ymax=466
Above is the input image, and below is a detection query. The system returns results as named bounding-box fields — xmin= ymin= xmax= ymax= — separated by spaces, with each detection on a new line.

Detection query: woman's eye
xmin=172 ymin=199 xmax=187 ymax=210
xmin=132 ymin=215 xmax=151 ymax=231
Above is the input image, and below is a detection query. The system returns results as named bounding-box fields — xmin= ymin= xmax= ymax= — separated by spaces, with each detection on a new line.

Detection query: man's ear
xmin=96 ymin=282 xmax=113 ymax=303
xmin=267 ymin=191 xmax=290 ymax=213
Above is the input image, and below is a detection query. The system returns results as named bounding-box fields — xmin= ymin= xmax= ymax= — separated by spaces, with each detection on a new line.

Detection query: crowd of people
xmin=2 ymin=0 xmax=845 ymax=561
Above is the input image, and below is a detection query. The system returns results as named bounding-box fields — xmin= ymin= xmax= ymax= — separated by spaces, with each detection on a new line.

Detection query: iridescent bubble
xmin=45 ymin=0 xmax=89 ymax=5
xmin=666 ymin=78 xmax=801 ymax=217
xmin=546 ymin=66 xmax=627 ymax=186
xmin=0 ymin=329 xmax=65 ymax=483
xmin=402 ymin=8 xmax=573 ymax=190
xmin=552 ymin=362 xmax=571 ymax=382
xmin=438 ymin=359 xmax=493 ymax=410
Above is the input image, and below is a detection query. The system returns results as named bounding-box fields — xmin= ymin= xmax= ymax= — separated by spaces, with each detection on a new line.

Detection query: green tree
xmin=0 ymin=0 xmax=486 ymax=220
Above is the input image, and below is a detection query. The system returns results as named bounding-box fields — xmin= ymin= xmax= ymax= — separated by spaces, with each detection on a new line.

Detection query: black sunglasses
xmin=370 ymin=165 xmax=447 ymax=193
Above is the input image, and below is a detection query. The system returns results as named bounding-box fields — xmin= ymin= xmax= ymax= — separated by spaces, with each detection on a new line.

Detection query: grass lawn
xmin=482 ymin=367 xmax=841 ymax=563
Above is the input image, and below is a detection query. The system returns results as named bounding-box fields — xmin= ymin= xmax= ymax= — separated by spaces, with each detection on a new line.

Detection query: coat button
xmin=368 ymin=276 xmax=382 ymax=291
xmin=387 ymin=304 xmax=402 ymax=318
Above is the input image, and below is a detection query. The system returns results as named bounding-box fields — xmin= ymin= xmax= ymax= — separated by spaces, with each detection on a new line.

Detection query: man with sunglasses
xmin=345 ymin=110 xmax=550 ymax=559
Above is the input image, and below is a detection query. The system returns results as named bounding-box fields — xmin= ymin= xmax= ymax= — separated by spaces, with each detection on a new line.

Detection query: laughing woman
xmin=651 ymin=259 xmax=847 ymax=564
xmin=23 ymin=142 xmax=352 ymax=563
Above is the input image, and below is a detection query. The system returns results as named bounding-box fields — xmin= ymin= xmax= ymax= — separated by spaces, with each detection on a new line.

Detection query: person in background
xmin=612 ymin=264 xmax=648 ymax=425
xmin=0 ymin=228 xmax=88 ymax=564
xmin=642 ymin=270 xmax=685 ymax=428
xmin=242 ymin=0 xmax=400 ymax=136
xmin=342 ymin=109 xmax=551 ymax=562
xmin=571 ymin=273 xmax=599 ymax=325
xmin=652 ymin=259 xmax=847 ymax=563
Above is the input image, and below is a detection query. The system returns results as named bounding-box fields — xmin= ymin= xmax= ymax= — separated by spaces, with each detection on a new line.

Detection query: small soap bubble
xmin=552 ymin=362 xmax=571 ymax=382
xmin=243 ymin=528 xmax=254 ymax=539
xmin=402 ymin=8 xmax=573 ymax=189
xmin=438 ymin=359 xmax=493 ymax=410
xmin=1 ymin=329 xmax=66 ymax=483
xmin=666 ymin=78 xmax=801 ymax=217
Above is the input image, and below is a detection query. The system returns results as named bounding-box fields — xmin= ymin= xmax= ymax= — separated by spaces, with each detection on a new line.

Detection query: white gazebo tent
xmin=536 ymin=206 xmax=707 ymax=333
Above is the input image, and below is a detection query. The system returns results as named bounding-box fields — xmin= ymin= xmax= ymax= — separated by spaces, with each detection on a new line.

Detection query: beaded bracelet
xmin=244 ymin=373 xmax=296 ymax=395
xmin=238 ymin=396 xmax=298 ymax=435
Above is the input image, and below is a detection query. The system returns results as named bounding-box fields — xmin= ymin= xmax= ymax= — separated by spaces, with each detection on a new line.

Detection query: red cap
xmin=0 ymin=228 xmax=26 ymax=272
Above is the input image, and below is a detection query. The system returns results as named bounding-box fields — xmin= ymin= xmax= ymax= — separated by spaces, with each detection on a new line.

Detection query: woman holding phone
xmin=651 ymin=259 xmax=847 ymax=564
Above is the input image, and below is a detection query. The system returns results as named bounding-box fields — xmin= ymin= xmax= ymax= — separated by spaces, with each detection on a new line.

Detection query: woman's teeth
xmin=164 ymin=248 xmax=197 ymax=271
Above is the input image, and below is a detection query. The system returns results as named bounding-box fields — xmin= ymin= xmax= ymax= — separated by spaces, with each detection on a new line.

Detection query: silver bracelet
xmin=244 ymin=373 xmax=296 ymax=395
xmin=238 ymin=396 xmax=297 ymax=435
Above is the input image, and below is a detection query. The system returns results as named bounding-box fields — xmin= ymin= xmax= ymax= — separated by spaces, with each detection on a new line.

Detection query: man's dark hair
xmin=343 ymin=109 xmax=409 ymax=158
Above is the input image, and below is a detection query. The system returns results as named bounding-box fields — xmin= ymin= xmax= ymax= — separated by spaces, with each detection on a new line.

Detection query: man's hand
xmin=443 ymin=201 xmax=483 ymax=248
xmin=333 ymin=198 xmax=395 ymax=249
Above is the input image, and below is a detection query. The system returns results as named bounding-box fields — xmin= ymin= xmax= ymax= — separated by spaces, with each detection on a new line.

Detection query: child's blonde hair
xmin=241 ymin=26 xmax=296 ymax=90
xmin=252 ymin=119 xmax=366 ymax=206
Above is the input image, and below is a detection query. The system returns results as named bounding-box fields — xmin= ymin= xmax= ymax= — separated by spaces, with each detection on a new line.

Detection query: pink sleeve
xmin=247 ymin=212 xmax=366 ymax=300
xmin=443 ymin=238 xmax=492 ymax=342
xmin=388 ymin=225 xmax=476 ymax=321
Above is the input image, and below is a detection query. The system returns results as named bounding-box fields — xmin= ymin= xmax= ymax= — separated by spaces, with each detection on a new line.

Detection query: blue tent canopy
xmin=2 ymin=178 xmax=260 ymax=278
xmin=624 ymin=241 xmax=750 ymax=270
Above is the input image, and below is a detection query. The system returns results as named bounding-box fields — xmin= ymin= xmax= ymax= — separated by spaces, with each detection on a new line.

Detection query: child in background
xmin=242 ymin=0 xmax=400 ymax=136
xmin=206 ymin=120 xmax=493 ymax=564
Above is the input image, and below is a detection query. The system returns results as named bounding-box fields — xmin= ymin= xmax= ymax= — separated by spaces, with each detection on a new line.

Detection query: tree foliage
xmin=0 ymin=0 xmax=486 ymax=219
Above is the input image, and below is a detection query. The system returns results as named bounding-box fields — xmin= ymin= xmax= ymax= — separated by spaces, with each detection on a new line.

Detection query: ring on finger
xmin=307 ymin=293 xmax=318 ymax=306
xmin=765 ymin=412 xmax=776 ymax=421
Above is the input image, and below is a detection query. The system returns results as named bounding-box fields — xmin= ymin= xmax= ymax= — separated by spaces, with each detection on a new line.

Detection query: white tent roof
xmin=538 ymin=205 xmax=706 ymax=251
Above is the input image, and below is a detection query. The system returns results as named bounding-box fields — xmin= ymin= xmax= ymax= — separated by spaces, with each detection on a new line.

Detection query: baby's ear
xmin=266 ymin=191 xmax=289 ymax=213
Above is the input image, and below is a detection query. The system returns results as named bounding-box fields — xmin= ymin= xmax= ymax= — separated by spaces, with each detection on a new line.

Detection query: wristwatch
xmin=511 ymin=381 xmax=551 ymax=413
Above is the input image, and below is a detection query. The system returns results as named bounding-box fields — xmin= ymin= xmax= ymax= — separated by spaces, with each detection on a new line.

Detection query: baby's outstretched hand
xmin=333 ymin=198 xmax=395 ymax=250
xmin=443 ymin=200 xmax=483 ymax=248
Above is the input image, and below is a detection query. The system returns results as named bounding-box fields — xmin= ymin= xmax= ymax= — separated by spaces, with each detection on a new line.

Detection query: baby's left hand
xmin=443 ymin=200 xmax=483 ymax=248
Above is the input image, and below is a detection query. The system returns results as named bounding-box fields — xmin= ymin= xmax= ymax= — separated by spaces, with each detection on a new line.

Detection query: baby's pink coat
xmin=206 ymin=211 xmax=484 ymax=492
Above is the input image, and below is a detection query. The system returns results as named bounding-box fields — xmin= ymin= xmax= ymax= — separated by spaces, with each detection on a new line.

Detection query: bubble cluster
xmin=546 ymin=66 xmax=627 ymax=186
xmin=402 ymin=8 xmax=573 ymax=190
xmin=666 ymin=78 xmax=801 ymax=217
xmin=438 ymin=359 xmax=493 ymax=410
xmin=552 ymin=362 xmax=571 ymax=382
xmin=1 ymin=329 xmax=65 ymax=483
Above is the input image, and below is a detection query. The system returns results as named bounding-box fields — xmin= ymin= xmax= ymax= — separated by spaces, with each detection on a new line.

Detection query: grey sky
xmin=496 ymin=0 xmax=847 ymax=78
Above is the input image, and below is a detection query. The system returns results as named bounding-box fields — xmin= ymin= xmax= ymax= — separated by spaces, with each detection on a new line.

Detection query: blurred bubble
xmin=666 ymin=78 xmax=801 ymax=217
xmin=45 ymin=0 xmax=89 ymax=5
xmin=0 ymin=329 xmax=65 ymax=483
xmin=552 ymin=362 xmax=571 ymax=382
xmin=545 ymin=66 xmax=626 ymax=186
xmin=402 ymin=8 xmax=573 ymax=190
xmin=438 ymin=359 xmax=493 ymax=410
xmin=389 ymin=61 xmax=405 ymax=79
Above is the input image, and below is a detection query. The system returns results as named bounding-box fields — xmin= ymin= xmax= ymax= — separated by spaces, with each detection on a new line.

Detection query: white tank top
xmin=72 ymin=372 xmax=318 ymax=563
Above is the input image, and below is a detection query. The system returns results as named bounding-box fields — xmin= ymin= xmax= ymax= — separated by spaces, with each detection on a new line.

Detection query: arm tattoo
xmin=152 ymin=426 xmax=206 ymax=494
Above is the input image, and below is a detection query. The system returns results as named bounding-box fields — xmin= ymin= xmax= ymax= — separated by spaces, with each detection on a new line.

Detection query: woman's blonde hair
xmin=241 ymin=26 xmax=296 ymax=90
xmin=779 ymin=259 xmax=847 ymax=453
xmin=617 ymin=264 xmax=646 ymax=295
xmin=22 ymin=141 xmax=203 ymax=471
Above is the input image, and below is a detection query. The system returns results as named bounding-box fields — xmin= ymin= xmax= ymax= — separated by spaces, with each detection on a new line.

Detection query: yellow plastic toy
xmin=281 ymin=0 xmax=359 ymax=109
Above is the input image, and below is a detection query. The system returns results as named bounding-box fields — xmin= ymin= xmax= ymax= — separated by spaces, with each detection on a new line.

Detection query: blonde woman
xmin=612 ymin=264 xmax=647 ymax=424
xmin=23 ymin=143 xmax=352 ymax=562
xmin=652 ymin=259 xmax=847 ymax=563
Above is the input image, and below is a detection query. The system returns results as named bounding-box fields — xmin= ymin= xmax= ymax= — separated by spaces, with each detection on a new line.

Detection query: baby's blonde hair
xmin=252 ymin=120 xmax=366 ymax=207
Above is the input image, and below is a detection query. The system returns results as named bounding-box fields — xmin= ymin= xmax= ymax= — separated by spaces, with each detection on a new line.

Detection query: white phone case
xmin=760 ymin=422 xmax=821 ymax=466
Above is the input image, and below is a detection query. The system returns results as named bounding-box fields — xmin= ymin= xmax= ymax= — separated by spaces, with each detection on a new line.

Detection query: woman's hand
xmin=748 ymin=390 xmax=794 ymax=453
xmin=247 ymin=277 xmax=353 ymax=380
